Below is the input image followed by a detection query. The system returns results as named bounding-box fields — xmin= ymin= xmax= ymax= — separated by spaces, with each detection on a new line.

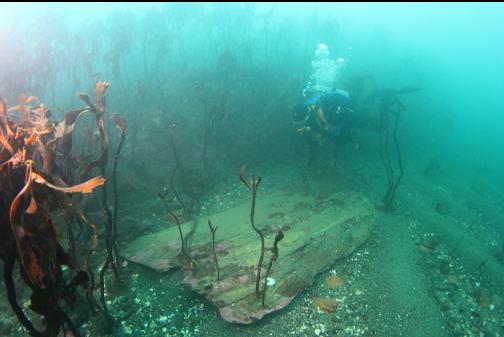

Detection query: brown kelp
xmin=0 ymin=88 xmax=109 ymax=336
xmin=78 ymin=82 xmax=123 ymax=320
xmin=239 ymin=164 xmax=265 ymax=296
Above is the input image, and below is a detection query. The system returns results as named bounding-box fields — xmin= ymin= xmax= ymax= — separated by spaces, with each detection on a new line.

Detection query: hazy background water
xmin=2 ymin=3 xmax=502 ymax=184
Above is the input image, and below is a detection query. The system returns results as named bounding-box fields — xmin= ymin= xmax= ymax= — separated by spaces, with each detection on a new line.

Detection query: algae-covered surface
xmin=125 ymin=187 xmax=374 ymax=323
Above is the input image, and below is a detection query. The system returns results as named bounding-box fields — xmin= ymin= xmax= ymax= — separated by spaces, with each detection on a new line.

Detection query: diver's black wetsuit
xmin=302 ymin=90 xmax=358 ymax=166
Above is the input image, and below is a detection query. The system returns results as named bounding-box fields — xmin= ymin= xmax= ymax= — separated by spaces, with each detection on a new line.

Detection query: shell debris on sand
xmin=325 ymin=275 xmax=344 ymax=288
xmin=313 ymin=298 xmax=339 ymax=313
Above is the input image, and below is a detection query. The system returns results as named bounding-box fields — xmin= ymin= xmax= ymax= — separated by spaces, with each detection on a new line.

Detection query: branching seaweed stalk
xmin=262 ymin=230 xmax=284 ymax=308
xmin=170 ymin=124 xmax=187 ymax=215
xmin=208 ymin=219 xmax=220 ymax=281
xmin=377 ymin=95 xmax=404 ymax=211
xmin=159 ymin=189 xmax=190 ymax=260
xmin=240 ymin=165 xmax=264 ymax=296
xmin=111 ymin=113 xmax=126 ymax=266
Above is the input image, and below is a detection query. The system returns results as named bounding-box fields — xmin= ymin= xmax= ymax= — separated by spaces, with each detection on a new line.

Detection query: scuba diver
xmin=293 ymin=89 xmax=360 ymax=165
xmin=294 ymin=43 xmax=359 ymax=166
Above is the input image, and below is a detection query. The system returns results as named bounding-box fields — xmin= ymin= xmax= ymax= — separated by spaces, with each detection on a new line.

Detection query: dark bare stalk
xmin=74 ymin=212 xmax=84 ymax=242
xmin=250 ymin=177 xmax=264 ymax=296
xmin=262 ymin=230 xmax=284 ymax=308
xmin=100 ymin=168 xmax=120 ymax=281
xmin=387 ymin=104 xmax=404 ymax=205
xmin=99 ymin=259 xmax=111 ymax=317
xmin=382 ymin=126 xmax=394 ymax=201
xmin=201 ymin=103 xmax=214 ymax=177
xmin=208 ymin=219 xmax=220 ymax=281
xmin=376 ymin=97 xmax=404 ymax=211
xmin=111 ymin=118 xmax=126 ymax=266
xmin=85 ymin=256 xmax=98 ymax=314
xmin=76 ymin=204 xmax=100 ymax=313
xmin=160 ymin=191 xmax=188 ymax=258
xmin=98 ymin=205 xmax=114 ymax=320
xmin=66 ymin=217 xmax=77 ymax=264
xmin=170 ymin=207 xmax=186 ymax=256
xmin=240 ymin=165 xmax=265 ymax=296
xmin=60 ymin=309 xmax=83 ymax=337
xmin=155 ymin=46 xmax=169 ymax=113
xmin=170 ymin=124 xmax=188 ymax=216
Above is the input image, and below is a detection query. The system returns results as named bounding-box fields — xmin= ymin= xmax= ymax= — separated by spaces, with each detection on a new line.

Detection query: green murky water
xmin=0 ymin=3 xmax=503 ymax=337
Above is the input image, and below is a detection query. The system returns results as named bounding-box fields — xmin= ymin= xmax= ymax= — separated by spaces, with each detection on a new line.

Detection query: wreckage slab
xmin=124 ymin=189 xmax=375 ymax=323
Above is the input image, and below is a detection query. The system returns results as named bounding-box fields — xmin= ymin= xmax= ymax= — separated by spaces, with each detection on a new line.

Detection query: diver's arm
xmin=315 ymin=107 xmax=330 ymax=132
